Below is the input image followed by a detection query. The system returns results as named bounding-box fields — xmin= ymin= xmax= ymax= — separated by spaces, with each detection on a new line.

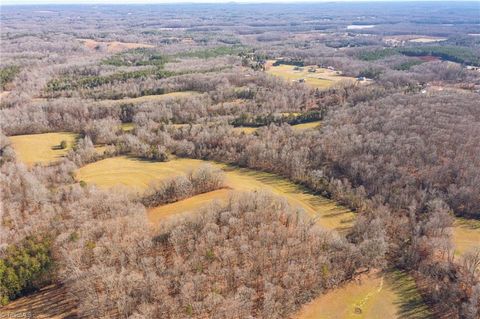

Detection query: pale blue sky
xmin=1 ymin=0 xmax=464 ymax=5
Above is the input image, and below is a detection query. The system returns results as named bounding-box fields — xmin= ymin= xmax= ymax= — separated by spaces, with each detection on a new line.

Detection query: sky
xmin=1 ymin=0 xmax=464 ymax=5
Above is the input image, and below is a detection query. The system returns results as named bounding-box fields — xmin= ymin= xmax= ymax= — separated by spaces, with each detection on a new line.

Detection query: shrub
xmin=59 ymin=140 xmax=68 ymax=149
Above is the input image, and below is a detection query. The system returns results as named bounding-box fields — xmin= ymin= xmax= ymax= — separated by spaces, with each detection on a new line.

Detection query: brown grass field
xmin=78 ymin=38 xmax=154 ymax=53
xmin=294 ymin=270 xmax=432 ymax=319
xmin=291 ymin=121 xmax=322 ymax=131
xmin=77 ymin=156 xmax=355 ymax=231
xmin=452 ymin=217 xmax=480 ymax=256
xmin=9 ymin=132 xmax=78 ymax=165
xmin=265 ymin=60 xmax=356 ymax=89
xmin=102 ymin=91 xmax=199 ymax=105
xmin=232 ymin=126 xmax=259 ymax=134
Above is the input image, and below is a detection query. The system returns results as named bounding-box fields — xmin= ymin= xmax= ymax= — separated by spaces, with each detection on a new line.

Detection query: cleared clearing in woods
xmin=75 ymin=156 xmax=207 ymax=192
xmin=294 ymin=270 xmax=432 ymax=319
xmin=77 ymin=156 xmax=355 ymax=231
xmin=9 ymin=132 xmax=77 ymax=165
xmin=102 ymin=91 xmax=199 ymax=104
xmin=452 ymin=218 xmax=480 ymax=256
xmin=265 ymin=60 xmax=356 ymax=89
xmin=78 ymin=38 xmax=154 ymax=53
xmin=291 ymin=121 xmax=322 ymax=131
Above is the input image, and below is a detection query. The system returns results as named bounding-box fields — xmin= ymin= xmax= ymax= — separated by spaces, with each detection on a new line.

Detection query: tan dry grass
xmin=265 ymin=60 xmax=356 ymax=89
xmin=291 ymin=121 xmax=322 ymax=131
xmin=9 ymin=132 xmax=77 ymax=165
xmin=78 ymin=38 xmax=154 ymax=53
xmin=77 ymin=156 xmax=355 ymax=232
xmin=452 ymin=218 xmax=480 ymax=256
xmin=294 ymin=270 xmax=431 ymax=319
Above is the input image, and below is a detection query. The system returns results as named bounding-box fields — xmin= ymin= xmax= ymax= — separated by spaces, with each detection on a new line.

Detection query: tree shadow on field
xmin=387 ymin=270 xmax=434 ymax=319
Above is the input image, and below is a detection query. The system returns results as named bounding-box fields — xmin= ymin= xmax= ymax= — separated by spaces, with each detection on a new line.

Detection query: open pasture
xmin=147 ymin=189 xmax=231 ymax=223
xmin=77 ymin=156 xmax=355 ymax=231
xmin=232 ymin=126 xmax=258 ymax=134
xmin=294 ymin=270 xmax=431 ymax=319
xmin=9 ymin=132 xmax=77 ymax=165
xmin=75 ymin=156 xmax=207 ymax=191
xmin=104 ymin=91 xmax=199 ymax=104
xmin=409 ymin=37 xmax=447 ymax=43
xmin=265 ymin=60 xmax=356 ymax=89
xmin=78 ymin=38 xmax=154 ymax=53
xmin=148 ymin=163 xmax=355 ymax=231
xmin=452 ymin=218 xmax=480 ymax=256
xmin=291 ymin=121 xmax=322 ymax=131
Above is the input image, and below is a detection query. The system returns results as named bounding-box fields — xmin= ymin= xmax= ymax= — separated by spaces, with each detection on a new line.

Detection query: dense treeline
xmin=357 ymin=46 xmax=480 ymax=66
xmin=140 ymin=165 xmax=226 ymax=207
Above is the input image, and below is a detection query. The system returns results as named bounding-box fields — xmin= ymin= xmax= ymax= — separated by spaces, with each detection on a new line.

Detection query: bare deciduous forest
xmin=0 ymin=2 xmax=479 ymax=318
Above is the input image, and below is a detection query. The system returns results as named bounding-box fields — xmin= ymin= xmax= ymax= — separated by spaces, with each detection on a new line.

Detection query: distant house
xmin=357 ymin=76 xmax=366 ymax=81
xmin=308 ymin=67 xmax=316 ymax=73
xmin=466 ymin=65 xmax=480 ymax=71
xmin=327 ymin=66 xmax=335 ymax=71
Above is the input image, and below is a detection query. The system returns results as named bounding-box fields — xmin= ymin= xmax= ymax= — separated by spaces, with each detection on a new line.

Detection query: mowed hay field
xmin=104 ymin=91 xmax=199 ymax=105
xmin=294 ymin=270 xmax=432 ymax=319
xmin=77 ymin=156 xmax=355 ymax=231
xmin=9 ymin=132 xmax=77 ymax=165
xmin=75 ymin=156 xmax=208 ymax=192
xmin=232 ymin=126 xmax=258 ymax=134
xmin=78 ymin=38 xmax=154 ymax=53
xmin=291 ymin=121 xmax=322 ymax=131
xmin=265 ymin=60 xmax=356 ymax=89
xmin=452 ymin=218 xmax=480 ymax=256
xmin=149 ymin=164 xmax=355 ymax=231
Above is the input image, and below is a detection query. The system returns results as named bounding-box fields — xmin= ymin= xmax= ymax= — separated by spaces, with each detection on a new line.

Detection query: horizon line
xmin=2 ymin=0 xmax=477 ymax=6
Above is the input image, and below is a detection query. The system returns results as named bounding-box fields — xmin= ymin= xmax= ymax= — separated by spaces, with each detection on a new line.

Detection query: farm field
xmin=103 ymin=91 xmax=199 ymax=104
xmin=347 ymin=25 xmax=375 ymax=30
xmin=409 ymin=37 xmax=447 ymax=43
xmin=291 ymin=121 xmax=322 ymax=131
xmin=384 ymin=35 xmax=447 ymax=45
xmin=265 ymin=60 xmax=356 ymax=89
xmin=78 ymin=156 xmax=355 ymax=231
xmin=452 ymin=218 xmax=480 ymax=256
xmin=294 ymin=270 xmax=431 ymax=319
xmin=147 ymin=189 xmax=231 ymax=223
xmin=121 ymin=122 xmax=134 ymax=132
xmin=232 ymin=126 xmax=258 ymax=134
xmin=78 ymin=38 xmax=154 ymax=53
xmin=9 ymin=132 xmax=77 ymax=165
xmin=75 ymin=156 xmax=207 ymax=191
